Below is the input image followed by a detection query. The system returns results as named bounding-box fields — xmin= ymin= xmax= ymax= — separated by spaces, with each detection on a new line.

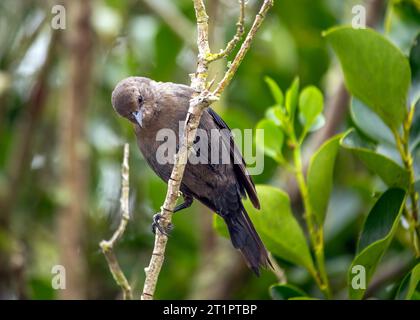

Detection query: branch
xmin=100 ymin=143 xmax=133 ymax=300
xmin=141 ymin=0 xmax=274 ymax=300
xmin=207 ymin=0 xmax=245 ymax=62
xmin=213 ymin=0 xmax=273 ymax=97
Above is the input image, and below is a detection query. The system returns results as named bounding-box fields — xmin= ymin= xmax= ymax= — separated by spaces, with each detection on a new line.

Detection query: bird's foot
xmin=151 ymin=213 xmax=173 ymax=236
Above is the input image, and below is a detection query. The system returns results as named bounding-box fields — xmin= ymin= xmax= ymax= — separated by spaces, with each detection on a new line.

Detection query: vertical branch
xmin=141 ymin=0 xmax=274 ymax=300
xmin=292 ymin=145 xmax=331 ymax=298
xmin=100 ymin=144 xmax=133 ymax=300
xmin=57 ymin=0 xmax=93 ymax=299
xmin=393 ymin=119 xmax=420 ymax=257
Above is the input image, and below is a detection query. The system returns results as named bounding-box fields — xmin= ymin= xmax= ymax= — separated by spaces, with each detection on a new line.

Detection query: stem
xmin=293 ymin=144 xmax=332 ymax=299
xmin=393 ymin=112 xmax=420 ymax=257
xmin=100 ymin=144 xmax=133 ymax=300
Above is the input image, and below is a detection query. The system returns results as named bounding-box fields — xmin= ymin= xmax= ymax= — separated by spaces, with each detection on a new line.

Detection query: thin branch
xmin=141 ymin=0 xmax=274 ymax=300
xmin=207 ymin=0 xmax=245 ymax=62
xmin=100 ymin=144 xmax=132 ymax=300
xmin=213 ymin=0 xmax=274 ymax=97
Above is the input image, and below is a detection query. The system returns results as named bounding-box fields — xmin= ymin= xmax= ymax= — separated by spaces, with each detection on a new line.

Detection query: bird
xmin=111 ymin=76 xmax=271 ymax=275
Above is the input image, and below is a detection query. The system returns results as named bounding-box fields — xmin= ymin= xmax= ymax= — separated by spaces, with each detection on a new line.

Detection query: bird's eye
xmin=138 ymin=95 xmax=144 ymax=105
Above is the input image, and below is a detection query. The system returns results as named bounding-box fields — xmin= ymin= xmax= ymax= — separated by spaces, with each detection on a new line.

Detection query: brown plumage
xmin=111 ymin=76 xmax=270 ymax=275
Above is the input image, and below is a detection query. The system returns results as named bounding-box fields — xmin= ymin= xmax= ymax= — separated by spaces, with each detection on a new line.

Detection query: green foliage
xmin=285 ymin=77 xmax=300 ymax=122
xmin=256 ymin=77 xmax=338 ymax=298
xmin=324 ymin=27 xmax=411 ymax=130
xmin=270 ymin=283 xmax=306 ymax=300
xmin=256 ymin=119 xmax=284 ymax=164
xmin=264 ymin=76 xmax=284 ymax=106
xmin=341 ymin=130 xmax=410 ymax=189
xmin=298 ymin=86 xmax=324 ymax=138
xmin=350 ymin=99 xmax=395 ymax=146
xmin=395 ymin=263 xmax=420 ymax=300
xmin=254 ymin=21 xmax=420 ymax=300
xmin=348 ymin=188 xmax=406 ymax=300
xmin=307 ymin=135 xmax=341 ymax=224
xmin=324 ymin=22 xmax=420 ymax=301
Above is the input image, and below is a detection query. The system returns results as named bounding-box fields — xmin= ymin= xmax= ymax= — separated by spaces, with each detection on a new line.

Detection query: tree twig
xmin=141 ymin=0 xmax=274 ymax=300
xmin=213 ymin=0 xmax=273 ymax=97
xmin=207 ymin=0 xmax=245 ymax=62
xmin=100 ymin=143 xmax=133 ymax=300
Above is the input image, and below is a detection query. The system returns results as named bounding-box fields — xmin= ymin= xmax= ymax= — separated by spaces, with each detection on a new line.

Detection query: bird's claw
xmin=151 ymin=213 xmax=173 ymax=236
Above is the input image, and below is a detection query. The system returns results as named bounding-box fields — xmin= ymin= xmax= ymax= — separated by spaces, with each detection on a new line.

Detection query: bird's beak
xmin=132 ymin=110 xmax=143 ymax=127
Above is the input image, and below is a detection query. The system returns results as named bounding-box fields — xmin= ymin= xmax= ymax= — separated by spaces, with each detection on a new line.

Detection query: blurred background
xmin=0 ymin=0 xmax=418 ymax=299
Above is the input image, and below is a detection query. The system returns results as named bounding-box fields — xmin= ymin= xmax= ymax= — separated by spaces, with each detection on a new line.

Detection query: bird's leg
xmin=151 ymin=213 xmax=173 ymax=236
xmin=173 ymin=194 xmax=193 ymax=213
xmin=152 ymin=194 xmax=194 ymax=235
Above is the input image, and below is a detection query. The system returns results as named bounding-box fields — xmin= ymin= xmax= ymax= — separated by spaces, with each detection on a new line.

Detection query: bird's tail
xmin=223 ymin=206 xmax=272 ymax=276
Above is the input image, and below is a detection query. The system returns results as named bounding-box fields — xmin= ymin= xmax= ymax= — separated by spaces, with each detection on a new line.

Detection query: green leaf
xmin=265 ymin=106 xmax=286 ymax=129
xmin=350 ymin=98 xmax=395 ymax=146
xmin=348 ymin=188 xmax=406 ymax=300
xmin=244 ymin=185 xmax=315 ymax=275
xmin=325 ymin=27 xmax=410 ymax=130
xmin=406 ymin=263 xmax=420 ymax=300
xmin=256 ymin=119 xmax=284 ymax=163
xmin=340 ymin=130 xmax=410 ymax=189
xmin=270 ymin=284 xmax=307 ymax=300
xmin=265 ymin=76 xmax=284 ymax=107
xmin=285 ymin=77 xmax=300 ymax=120
xmin=307 ymin=135 xmax=341 ymax=224
xmin=308 ymin=114 xmax=325 ymax=133
xmin=396 ymin=263 xmax=420 ymax=300
xmin=299 ymin=86 xmax=324 ymax=134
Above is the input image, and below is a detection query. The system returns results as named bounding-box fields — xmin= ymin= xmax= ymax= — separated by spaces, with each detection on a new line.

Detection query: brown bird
xmin=111 ymin=76 xmax=270 ymax=275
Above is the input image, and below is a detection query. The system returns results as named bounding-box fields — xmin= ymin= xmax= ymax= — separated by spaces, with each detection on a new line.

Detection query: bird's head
xmin=111 ymin=76 xmax=157 ymax=127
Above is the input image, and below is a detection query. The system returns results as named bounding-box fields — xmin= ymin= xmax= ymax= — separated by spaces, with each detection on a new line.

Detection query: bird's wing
xmin=206 ymin=108 xmax=260 ymax=209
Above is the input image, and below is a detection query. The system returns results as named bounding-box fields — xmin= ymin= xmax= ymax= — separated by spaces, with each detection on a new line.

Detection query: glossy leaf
xmin=348 ymin=188 xmax=406 ymax=300
xmin=299 ymin=86 xmax=324 ymax=134
xmin=266 ymin=106 xmax=286 ymax=129
xmin=265 ymin=76 xmax=284 ymax=107
xmin=340 ymin=130 xmax=410 ymax=189
xmin=396 ymin=263 xmax=420 ymax=300
xmin=308 ymin=114 xmax=325 ymax=133
xmin=350 ymin=98 xmax=395 ymax=146
xmin=285 ymin=77 xmax=300 ymax=119
xmin=325 ymin=27 xmax=410 ymax=130
xmin=307 ymin=135 xmax=341 ymax=224
xmin=256 ymin=119 xmax=284 ymax=163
